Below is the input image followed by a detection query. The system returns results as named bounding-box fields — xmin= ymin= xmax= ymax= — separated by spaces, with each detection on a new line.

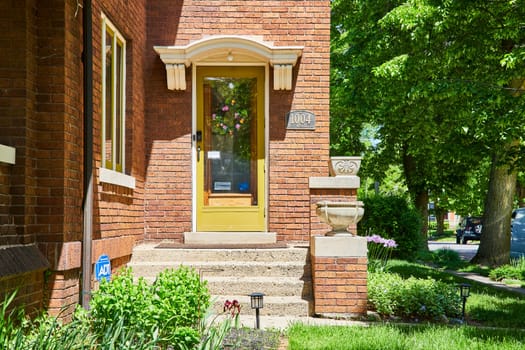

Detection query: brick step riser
xmin=131 ymin=248 xmax=310 ymax=264
xmin=129 ymin=262 xmax=311 ymax=279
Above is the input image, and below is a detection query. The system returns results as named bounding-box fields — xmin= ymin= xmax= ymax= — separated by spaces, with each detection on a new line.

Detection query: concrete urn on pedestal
xmin=315 ymin=200 xmax=364 ymax=236
xmin=309 ymin=156 xmax=368 ymax=318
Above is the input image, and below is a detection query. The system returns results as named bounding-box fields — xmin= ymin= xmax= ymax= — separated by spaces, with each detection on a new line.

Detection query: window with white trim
xmin=101 ymin=15 xmax=126 ymax=174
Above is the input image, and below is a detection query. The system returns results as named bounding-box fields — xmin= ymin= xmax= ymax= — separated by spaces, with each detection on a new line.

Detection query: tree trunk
xmin=435 ymin=207 xmax=446 ymax=235
xmin=414 ymin=190 xmax=429 ymax=242
xmin=402 ymin=150 xmax=429 ymax=246
xmin=471 ymin=155 xmax=517 ymax=267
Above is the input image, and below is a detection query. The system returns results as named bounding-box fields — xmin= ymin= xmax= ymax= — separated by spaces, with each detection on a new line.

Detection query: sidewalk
xmin=217 ymin=314 xmax=368 ymax=331
xmin=447 ymin=270 xmax=525 ymax=295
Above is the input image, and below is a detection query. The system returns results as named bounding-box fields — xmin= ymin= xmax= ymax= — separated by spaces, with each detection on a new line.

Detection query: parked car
xmin=511 ymin=208 xmax=525 ymax=257
xmin=456 ymin=216 xmax=482 ymax=244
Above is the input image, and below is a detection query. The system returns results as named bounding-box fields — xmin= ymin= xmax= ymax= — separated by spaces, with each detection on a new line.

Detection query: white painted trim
xmin=99 ymin=168 xmax=136 ymax=189
xmin=264 ymin=64 xmax=269 ymax=228
xmin=0 ymin=145 xmax=15 ymax=165
xmin=154 ymin=35 xmax=302 ymax=91
xmin=192 ymin=66 xmax=197 ymax=232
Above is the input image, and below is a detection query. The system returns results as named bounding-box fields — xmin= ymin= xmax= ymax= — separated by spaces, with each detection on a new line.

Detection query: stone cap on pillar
xmin=309 ymin=176 xmax=360 ymax=190
xmin=311 ymin=235 xmax=367 ymax=257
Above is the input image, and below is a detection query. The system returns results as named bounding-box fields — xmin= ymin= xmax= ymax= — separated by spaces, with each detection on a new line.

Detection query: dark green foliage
xmin=489 ymin=257 xmax=525 ymax=283
xmin=358 ymin=195 xmax=423 ymax=260
xmin=430 ymin=249 xmax=467 ymax=271
xmin=368 ymin=272 xmax=461 ymax=321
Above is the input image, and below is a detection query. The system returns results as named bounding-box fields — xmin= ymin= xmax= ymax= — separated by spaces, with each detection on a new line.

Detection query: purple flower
xmin=212 ymin=113 xmax=217 ymax=120
xmin=385 ymin=239 xmax=398 ymax=248
xmin=222 ymin=125 xmax=228 ymax=130
xmin=235 ymin=124 xmax=241 ymax=129
xmin=222 ymin=105 xmax=229 ymax=112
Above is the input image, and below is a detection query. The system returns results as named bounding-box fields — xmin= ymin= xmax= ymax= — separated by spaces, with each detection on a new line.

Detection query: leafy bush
xmin=89 ymin=268 xmax=155 ymax=340
xmin=489 ymin=257 xmax=525 ymax=282
xmin=358 ymin=195 xmax=423 ymax=260
xmin=90 ymin=266 xmax=210 ymax=349
xmin=368 ymin=272 xmax=461 ymax=321
xmin=429 ymin=249 xmax=467 ymax=270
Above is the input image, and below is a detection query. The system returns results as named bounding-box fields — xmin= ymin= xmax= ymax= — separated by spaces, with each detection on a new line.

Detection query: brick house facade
xmin=0 ymin=0 xmax=342 ymax=318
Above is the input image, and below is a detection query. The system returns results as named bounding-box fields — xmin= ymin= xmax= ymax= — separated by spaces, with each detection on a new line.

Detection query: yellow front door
xmin=196 ymin=66 xmax=265 ymax=231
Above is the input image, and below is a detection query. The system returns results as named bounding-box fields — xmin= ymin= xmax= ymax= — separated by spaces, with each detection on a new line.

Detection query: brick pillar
xmin=311 ymin=236 xmax=368 ymax=317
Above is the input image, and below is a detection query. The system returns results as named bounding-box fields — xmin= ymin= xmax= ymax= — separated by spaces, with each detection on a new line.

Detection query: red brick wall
xmin=0 ymin=0 xmax=47 ymax=315
xmin=0 ymin=163 xmax=17 ymax=245
xmin=0 ymin=271 xmax=46 ymax=317
xmin=145 ymin=1 xmax=331 ymax=241
xmin=312 ymin=256 xmax=368 ymax=316
xmin=0 ymin=0 xmax=38 ymax=245
xmin=91 ymin=0 xmax=147 ymax=244
xmin=0 ymin=0 xmax=149 ymax=319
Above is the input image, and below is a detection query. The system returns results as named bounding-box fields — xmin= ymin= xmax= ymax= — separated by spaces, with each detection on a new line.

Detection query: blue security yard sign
xmin=95 ymin=254 xmax=111 ymax=282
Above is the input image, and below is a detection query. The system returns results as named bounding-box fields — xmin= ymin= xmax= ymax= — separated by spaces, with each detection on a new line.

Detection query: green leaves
xmin=89 ymin=266 xmax=210 ymax=349
xmin=331 ymin=0 xmax=525 ymax=224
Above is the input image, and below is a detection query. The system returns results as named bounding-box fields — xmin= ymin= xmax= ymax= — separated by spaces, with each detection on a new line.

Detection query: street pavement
xmin=428 ymin=240 xmax=479 ymax=261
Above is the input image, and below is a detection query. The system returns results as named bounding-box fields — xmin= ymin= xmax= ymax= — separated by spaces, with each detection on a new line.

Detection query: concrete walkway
xmin=447 ymin=270 xmax=525 ymax=295
xmin=214 ymin=314 xmax=368 ymax=331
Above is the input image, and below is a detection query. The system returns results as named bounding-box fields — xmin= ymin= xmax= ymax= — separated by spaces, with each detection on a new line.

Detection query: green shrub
xmin=368 ymin=272 xmax=461 ymax=321
xmin=489 ymin=257 xmax=525 ymax=282
xmin=151 ymin=267 xmax=210 ymax=348
xmin=430 ymin=249 xmax=466 ymax=270
xmin=89 ymin=266 xmax=210 ymax=349
xmin=358 ymin=195 xmax=423 ymax=260
xmin=89 ymin=268 xmax=155 ymax=341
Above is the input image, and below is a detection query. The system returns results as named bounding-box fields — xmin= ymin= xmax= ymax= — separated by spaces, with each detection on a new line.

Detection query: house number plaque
xmin=286 ymin=110 xmax=315 ymax=130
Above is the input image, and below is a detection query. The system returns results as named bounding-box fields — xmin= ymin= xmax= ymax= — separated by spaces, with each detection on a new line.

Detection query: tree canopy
xmin=331 ymin=0 xmax=525 ymax=265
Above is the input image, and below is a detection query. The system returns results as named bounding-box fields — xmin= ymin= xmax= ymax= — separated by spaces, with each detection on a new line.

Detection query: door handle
xmin=197 ymin=145 xmax=201 ymax=162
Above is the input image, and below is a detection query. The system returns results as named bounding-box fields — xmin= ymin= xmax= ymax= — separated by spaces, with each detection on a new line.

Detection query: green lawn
xmin=287 ymin=259 xmax=525 ymax=349
xmin=287 ymin=323 xmax=525 ymax=350
xmin=386 ymin=259 xmax=525 ymax=328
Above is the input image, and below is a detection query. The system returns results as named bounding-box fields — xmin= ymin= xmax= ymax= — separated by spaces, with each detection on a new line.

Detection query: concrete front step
xmin=142 ymin=275 xmax=311 ymax=298
xmin=131 ymin=243 xmax=310 ymax=263
xmin=184 ymin=232 xmax=277 ymax=245
xmin=130 ymin=260 xmax=310 ymax=279
xmin=205 ymin=276 xmax=311 ymax=297
xmin=129 ymin=242 xmax=313 ymax=318
xmin=210 ymin=295 xmax=311 ymax=317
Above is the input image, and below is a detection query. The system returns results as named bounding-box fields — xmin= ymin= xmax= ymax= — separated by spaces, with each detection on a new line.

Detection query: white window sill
xmin=99 ymin=168 xmax=136 ymax=189
xmin=0 ymin=145 xmax=16 ymax=165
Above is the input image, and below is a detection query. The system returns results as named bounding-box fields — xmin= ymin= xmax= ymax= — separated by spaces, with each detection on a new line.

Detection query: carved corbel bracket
xmin=154 ymin=36 xmax=303 ymax=91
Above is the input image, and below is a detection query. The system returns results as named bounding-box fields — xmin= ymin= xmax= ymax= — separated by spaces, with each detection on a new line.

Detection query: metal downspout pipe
xmin=81 ymin=0 xmax=93 ymax=310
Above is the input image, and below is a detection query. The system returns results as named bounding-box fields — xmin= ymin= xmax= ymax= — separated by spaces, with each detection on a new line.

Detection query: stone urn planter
xmin=316 ymin=201 xmax=364 ymax=236
xmin=328 ymin=156 xmax=361 ymax=177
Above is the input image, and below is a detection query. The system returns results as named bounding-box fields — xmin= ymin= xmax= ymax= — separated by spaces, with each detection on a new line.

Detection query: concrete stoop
xmin=128 ymin=242 xmax=313 ymax=318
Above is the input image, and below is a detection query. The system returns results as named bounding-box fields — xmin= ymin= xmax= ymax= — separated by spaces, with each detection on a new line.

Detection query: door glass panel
xmin=203 ymin=77 xmax=258 ymax=206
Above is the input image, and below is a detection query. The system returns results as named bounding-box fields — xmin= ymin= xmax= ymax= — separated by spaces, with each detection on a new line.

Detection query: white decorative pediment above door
xmin=154 ymin=35 xmax=303 ymax=91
